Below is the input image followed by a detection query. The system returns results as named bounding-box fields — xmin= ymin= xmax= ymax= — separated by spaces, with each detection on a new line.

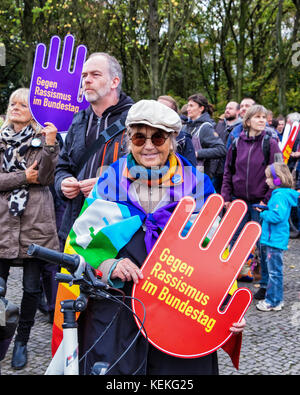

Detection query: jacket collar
xmin=240 ymin=129 xmax=266 ymax=142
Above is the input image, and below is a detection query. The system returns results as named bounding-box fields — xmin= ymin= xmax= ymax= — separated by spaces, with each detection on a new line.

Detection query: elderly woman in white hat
xmin=63 ymin=100 xmax=244 ymax=375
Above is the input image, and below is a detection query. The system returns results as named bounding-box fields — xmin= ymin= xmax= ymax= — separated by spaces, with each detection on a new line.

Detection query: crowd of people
xmin=0 ymin=51 xmax=299 ymax=375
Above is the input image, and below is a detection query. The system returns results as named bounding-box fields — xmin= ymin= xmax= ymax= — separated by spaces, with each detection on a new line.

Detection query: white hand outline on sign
xmin=132 ymin=194 xmax=261 ymax=357
xmin=29 ymin=35 xmax=89 ymax=131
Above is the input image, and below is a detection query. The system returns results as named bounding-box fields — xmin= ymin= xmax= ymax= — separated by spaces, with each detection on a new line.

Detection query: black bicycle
xmin=27 ymin=244 xmax=147 ymax=375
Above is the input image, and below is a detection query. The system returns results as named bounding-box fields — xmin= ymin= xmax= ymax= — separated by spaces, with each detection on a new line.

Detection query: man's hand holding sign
xmin=132 ymin=194 xmax=261 ymax=358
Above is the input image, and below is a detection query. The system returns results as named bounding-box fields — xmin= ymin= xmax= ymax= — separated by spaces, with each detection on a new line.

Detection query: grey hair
xmin=126 ymin=125 xmax=177 ymax=154
xmin=287 ymin=112 xmax=300 ymax=123
xmin=88 ymin=52 xmax=123 ymax=95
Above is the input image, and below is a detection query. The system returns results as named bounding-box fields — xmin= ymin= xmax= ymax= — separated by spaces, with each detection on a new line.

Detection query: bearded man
xmin=54 ymin=53 xmax=134 ymax=247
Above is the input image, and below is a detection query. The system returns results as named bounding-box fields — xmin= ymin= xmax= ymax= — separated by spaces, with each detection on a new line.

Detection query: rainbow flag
xmin=51 ymin=155 xmax=239 ymax=357
xmin=52 ymin=154 xmax=214 ymax=355
xmin=51 ymin=196 xmax=144 ymax=354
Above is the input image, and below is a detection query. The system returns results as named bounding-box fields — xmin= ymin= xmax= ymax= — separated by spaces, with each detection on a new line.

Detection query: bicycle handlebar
xmin=27 ymin=244 xmax=81 ymax=274
xmin=27 ymin=245 xmax=146 ymax=375
xmin=27 ymin=244 xmax=110 ymax=292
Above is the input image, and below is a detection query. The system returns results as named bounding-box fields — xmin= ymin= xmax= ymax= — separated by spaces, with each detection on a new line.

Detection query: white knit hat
xmin=125 ymin=99 xmax=182 ymax=134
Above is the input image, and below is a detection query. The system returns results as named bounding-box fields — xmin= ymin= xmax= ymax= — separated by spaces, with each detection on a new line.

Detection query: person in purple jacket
xmin=221 ymin=105 xmax=283 ymax=280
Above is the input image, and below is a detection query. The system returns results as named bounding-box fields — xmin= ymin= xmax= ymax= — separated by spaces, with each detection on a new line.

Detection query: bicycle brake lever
xmin=85 ymin=264 xmax=110 ymax=290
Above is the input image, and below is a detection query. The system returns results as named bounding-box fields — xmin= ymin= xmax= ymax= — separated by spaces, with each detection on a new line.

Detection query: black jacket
xmin=176 ymin=130 xmax=197 ymax=167
xmin=184 ymin=112 xmax=226 ymax=178
xmin=54 ymin=92 xmax=134 ymax=241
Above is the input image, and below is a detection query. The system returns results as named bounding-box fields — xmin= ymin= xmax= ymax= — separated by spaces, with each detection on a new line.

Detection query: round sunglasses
xmin=130 ymin=131 xmax=170 ymax=147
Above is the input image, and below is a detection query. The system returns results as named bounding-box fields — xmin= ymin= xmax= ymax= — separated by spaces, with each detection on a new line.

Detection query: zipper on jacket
xmin=86 ymin=117 xmax=102 ymax=178
xmin=96 ymin=117 xmax=101 ymax=138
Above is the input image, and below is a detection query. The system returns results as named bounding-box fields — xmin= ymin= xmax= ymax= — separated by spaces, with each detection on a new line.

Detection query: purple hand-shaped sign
xmin=29 ymin=35 xmax=89 ymax=132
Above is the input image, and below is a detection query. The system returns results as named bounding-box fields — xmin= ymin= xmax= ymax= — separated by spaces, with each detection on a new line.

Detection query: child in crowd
xmin=295 ymin=148 xmax=300 ymax=231
xmin=255 ymin=163 xmax=299 ymax=311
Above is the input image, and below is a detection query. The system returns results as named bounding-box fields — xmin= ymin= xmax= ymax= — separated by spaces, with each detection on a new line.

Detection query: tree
xmin=0 ymin=0 xmax=299 ymax=115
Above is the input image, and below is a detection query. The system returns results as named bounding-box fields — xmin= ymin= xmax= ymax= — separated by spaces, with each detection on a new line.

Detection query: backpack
xmin=230 ymin=132 xmax=271 ymax=175
xmin=190 ymin=122 xmax=212 ymax=172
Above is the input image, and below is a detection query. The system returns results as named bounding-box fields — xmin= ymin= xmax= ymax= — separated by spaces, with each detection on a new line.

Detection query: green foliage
xmin=0 ymin=0 xmax=299 ymax=115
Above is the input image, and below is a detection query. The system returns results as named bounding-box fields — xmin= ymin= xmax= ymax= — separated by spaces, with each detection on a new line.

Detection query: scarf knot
xmin=144 ymin=209 xmax=173 ymax=253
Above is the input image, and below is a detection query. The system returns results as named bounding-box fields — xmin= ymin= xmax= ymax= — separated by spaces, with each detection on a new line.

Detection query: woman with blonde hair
xmin=0 ymin=88 xmax=60 ymax=369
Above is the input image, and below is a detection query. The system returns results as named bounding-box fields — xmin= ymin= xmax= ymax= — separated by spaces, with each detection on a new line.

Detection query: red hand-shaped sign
xmin=132 ymin=194 xmax=261 ymax=358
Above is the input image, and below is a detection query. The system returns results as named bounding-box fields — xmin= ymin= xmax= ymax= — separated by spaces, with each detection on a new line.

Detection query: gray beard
xmin=84 ymin=83 xmax=111 ymax=103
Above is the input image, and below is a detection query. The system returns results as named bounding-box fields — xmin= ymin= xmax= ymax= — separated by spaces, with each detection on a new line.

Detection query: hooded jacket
xmin=54 ymin=92 xmax=134 ymax=241
xmin=221 ymin=130 xmax=283 ymax=204
xmin=260 ymin=188 xmax=299 ymax=250
xmin=184 ymin=112 xmax=226 ymax=178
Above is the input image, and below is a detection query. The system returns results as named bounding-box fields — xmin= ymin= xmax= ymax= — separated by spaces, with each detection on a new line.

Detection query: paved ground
xmin=1 ymin=239 xmax=299 ymax=375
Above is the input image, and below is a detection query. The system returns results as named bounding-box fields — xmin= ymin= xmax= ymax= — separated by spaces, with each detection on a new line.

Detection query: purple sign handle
xmin=29 ymin=35 xmax=89 ymax=132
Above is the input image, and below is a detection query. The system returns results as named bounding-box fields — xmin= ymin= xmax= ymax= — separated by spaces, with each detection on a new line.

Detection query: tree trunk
xmin=220 ymin=0 xmax=236 ymax=100
xmin=160 ymin=0 xmax=195 ymax=94
xmin=129 ymin=0 xmax=140 ymax=100
xmin=21 ymin=0 xmax=35 ymax=86
xmin=148 ymin=0 xmax=160 ymax=98
xmin=236 ymin=0 xmax=247 ymax=102
xmin=276 ymin=0 xmax=286 ymax=115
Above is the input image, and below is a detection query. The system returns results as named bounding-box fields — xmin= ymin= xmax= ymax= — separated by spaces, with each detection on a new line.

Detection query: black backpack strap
xmin=75 ymin=118 xmax=126 ymax=175
xmin=262 ymin=133 xmax=271 ymax=165
xmin=229 ymin=137 xmax=238 ymax=175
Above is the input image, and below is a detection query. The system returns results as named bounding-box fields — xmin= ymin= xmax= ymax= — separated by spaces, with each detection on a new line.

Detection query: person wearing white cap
xmin=67 ymin=99 xmax=245 ymax=375
xmin=125 ymin=99 xmax=181 ymax=170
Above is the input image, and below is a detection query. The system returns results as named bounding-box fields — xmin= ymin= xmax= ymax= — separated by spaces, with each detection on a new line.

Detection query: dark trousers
xmin=229 ymin=200 xmax=262 ymax=277
xmin=0 ymin=258 xmax=48 ymax=343
xmin=40 ymin=262 xmax=59 ymax=312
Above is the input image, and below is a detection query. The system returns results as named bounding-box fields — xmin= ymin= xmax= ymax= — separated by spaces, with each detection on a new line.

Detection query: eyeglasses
xmin=130 ymin=131 xmax=170 ymax=147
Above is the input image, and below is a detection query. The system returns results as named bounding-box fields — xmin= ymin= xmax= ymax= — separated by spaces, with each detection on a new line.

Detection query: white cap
xmin=125 ymin=99 xmax=182 ymax=134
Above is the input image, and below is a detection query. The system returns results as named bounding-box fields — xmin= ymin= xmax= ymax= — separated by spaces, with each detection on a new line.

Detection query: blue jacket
xmin=260 ymin=188 xmax=299 ymax=250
